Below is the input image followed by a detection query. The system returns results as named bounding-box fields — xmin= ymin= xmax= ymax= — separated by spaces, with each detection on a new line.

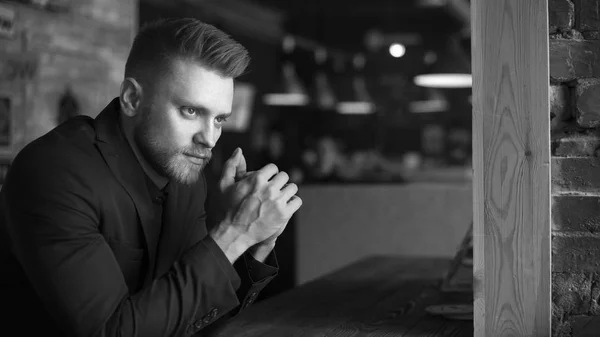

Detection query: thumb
xmin=220 ymin=148 xmax=244 ymax=190
xmin=235 ymin=150 xmax=247 ymax=181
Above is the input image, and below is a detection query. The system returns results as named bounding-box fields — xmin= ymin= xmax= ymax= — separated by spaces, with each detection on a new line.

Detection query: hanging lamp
xmin=263 ymin=36 xmax=310 ymax=106
xmin=336 ymin=54 xmax=375 ymax=115
xmin=414 ymin=36 xmax=471 ymax=89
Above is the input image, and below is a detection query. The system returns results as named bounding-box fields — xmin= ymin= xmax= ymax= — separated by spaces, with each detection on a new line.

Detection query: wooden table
xmin=205 ymin=256 xmax=473 ymax=337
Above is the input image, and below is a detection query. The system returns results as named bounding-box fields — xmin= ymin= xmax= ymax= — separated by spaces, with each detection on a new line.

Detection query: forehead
xmin=158 ymin=57 xmax=234 ymax=113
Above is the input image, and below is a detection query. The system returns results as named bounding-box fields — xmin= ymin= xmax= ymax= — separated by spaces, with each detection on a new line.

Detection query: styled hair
xmin=124 ymin=18 xmax=250 ymax=84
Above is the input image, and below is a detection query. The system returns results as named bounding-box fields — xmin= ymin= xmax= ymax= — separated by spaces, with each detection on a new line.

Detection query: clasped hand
xmin=218 ymin=148 xmax=302 ymax=248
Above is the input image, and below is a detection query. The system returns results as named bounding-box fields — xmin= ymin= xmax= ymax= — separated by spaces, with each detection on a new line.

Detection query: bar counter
xmin=205 ymin=256 xmax=473 ymax=337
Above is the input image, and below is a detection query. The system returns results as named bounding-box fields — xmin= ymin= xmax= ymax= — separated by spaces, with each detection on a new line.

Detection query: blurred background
xmin=0 ymin=0 xmax=473 ymax=301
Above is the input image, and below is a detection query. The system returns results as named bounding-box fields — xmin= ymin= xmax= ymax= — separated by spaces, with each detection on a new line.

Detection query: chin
xmin=166 ymin=161 xmax=205 ymax=186
xmin=170 ymin=172 xmax=201 ymax=186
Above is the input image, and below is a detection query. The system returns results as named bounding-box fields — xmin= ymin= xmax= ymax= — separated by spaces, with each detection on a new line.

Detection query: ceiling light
xmin=409 ymin=88 xmax=449 ymax=113
xmin=414 ymin=73 xmax=472 ymax=88
xmin=335 ymin=54 xmax=376 ymax=115
xmin=337 ymin=102 xmax=375 ymax=115
xmin=409 ymin=99 xmax=448 ymax=113
xmin=414 ymin=36 xmax=472 ymax=89
xmin=263 ymin=93 xmax=309 ymax=106
xmin=417 ymin=0 xmax=447 ymax=7
xmin=389 ymin=43 xmax=406 ymax=58
xmin=424 ymin=51 xmax=437 ymax=65
xmin=263 ymin=36 xmax=310 ymax=107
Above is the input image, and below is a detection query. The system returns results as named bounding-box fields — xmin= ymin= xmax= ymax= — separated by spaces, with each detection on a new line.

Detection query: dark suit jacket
xmin=0 ymin=99 xmax=277 ymax=337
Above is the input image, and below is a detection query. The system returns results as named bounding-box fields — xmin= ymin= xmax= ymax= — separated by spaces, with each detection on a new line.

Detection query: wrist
xmin=250 ymin=240 xmax=276 ymax=263
xmin=261 ymin=237 xmax=277 ymax=248
xmin=210 ymin=221 xmax=253 ymax=263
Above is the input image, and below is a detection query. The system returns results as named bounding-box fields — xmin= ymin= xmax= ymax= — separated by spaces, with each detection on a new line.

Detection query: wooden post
xmin=471 ymin=0 xmax=551 ymax=335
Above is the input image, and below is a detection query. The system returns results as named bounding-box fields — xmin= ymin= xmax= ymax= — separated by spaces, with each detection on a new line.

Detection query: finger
xmin=269 ymin=171 xmax=289 ymax=190
xmin=287 ymin=195 xmax=303 ymax=212
xmin=234 ymin=150 xmax=247 ymax=181
xmin=280 ymin=183 xmax=298 ymax=201
xmin=256 ymin=163 xmax=279 ymax=181
xmin=219 ymin=148 xmax=242 ymax=189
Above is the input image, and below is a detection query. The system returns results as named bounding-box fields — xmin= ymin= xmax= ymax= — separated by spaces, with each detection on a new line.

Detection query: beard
xmin=133 ymin=109 xmax=212 ymax=186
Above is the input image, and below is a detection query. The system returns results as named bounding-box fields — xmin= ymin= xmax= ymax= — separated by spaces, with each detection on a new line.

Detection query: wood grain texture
xmin=471 ymin=0 xmax=551 ymax=335
xmin=204 ymin=256 xmax=472 ymax=337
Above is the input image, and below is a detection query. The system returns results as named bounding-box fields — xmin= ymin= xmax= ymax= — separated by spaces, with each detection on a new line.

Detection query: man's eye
xmin=216 ymin=116 xmax=229 ymax=123
xmin=182 ymin=107 xmax=197 ymax=116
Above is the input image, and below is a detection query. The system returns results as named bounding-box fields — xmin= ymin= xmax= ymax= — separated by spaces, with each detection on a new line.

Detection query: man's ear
xmin=119 ymin=77 xmax=143 ymax=117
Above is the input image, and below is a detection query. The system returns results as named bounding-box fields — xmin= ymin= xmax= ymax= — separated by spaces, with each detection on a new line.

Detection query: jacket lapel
xmin=93 ymin=98 xmax=158 ymax=284
xmin=153 ymin=182 xmax=200 ymax=279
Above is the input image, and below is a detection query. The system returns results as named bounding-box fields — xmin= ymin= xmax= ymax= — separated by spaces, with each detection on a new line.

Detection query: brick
xmin=551 ymin=129 xmax=600 ymax=157
xmin=551 ymin=84 xmax=572 ymax=130
xmin=20 ymin=11 xmax=131 ymax=58
xmin=552 ymin=316 xmax=572 ymax=337
xmin=576 ymin=0 xmax=600 ymax=31
xmin=70 ymin=0 xmax=136 ymax=31
xmin=553 ymin=272 xmax=594 ymax=315
xmin=0 ymin=1 xmax=135 ymax=150
xmin=553 ymin=236 xmax=600 ymax=272
xmin=550 ymin=40 xmax=600 ymax=81
xmin=551 ymin=29 xmax=584 ymax=40
xmin=552 ymin=157 xmax=600 ymax=193
xmin=575 ymin=78 xmax=600 ymax=128
xmin=550 ymin=0 xmax=574 ymax=33
xmin=592 ymin=282 xmax=600 ymax=315
xmin=552 ymin=118 xmax=570 ymax=132
xmin=551 ymin=84 xmax=571 ymax=120
xmin=570 ymin=315 xmax=600 ymax=336
xmin=552 ymin=196 xmax=600 ymax=232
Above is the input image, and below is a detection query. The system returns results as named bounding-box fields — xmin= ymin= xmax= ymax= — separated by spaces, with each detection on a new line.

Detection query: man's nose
xmin=193 ymin=125 xmax=217 ymax=148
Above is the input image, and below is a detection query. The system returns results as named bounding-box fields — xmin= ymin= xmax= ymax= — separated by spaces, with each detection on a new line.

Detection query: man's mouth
xmin=184 ymin=153 xmax=210 ymax=165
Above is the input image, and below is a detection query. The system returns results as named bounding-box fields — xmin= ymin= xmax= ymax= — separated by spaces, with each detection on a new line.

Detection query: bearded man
xmin=0 ymin=18 xmax=301 ymax=337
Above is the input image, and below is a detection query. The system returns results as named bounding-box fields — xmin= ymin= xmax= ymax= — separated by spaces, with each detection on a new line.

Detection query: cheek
xmin=146 ymin=110 xmax=186 ymax=149
xmin=171 ymin=121 xmax=197 ymax=146
xmin=153 ymin=113 xmax=175 ymax=141
xmin=215 ymin=127 xmax=222 ymax=142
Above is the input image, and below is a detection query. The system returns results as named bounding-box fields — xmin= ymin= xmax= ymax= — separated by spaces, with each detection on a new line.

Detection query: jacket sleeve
xmin=200 ymin=172 xmax=278 ymax=313
xmin=233 ymin=250 xmax=278 ymax=310
xmin=3 ymin=153 xmax=243 ymax=337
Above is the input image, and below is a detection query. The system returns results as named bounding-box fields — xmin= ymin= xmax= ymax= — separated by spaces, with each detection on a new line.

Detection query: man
xmin=0 ymin=18 xmax=301 ymax=336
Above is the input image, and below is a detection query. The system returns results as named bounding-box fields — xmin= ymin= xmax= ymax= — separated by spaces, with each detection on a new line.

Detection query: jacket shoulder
xmin=8 ymin=116 xmax=103 ymax=194
xmin=14 ymin=116 xmax=97 ymax=164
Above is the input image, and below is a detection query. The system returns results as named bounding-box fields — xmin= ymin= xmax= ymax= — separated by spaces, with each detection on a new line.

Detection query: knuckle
xmin=273 ymin=202 xmax=285 ymax=214
xmin=267 ymin=187 xmax=278 ymax=198
xmin=268 ymin=163 xmax=279 ymax=172
xmin=249 ymin=176 xmax=261 ymax=189
xmin=277 ymin=200 xmax=287 ymax=211
xmin=238 ymin=184 xmax=251 ymax=195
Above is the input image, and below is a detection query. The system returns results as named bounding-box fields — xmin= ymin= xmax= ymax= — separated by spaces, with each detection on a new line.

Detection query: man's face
xmin=134 ymin=58 xmax=234 ymax=185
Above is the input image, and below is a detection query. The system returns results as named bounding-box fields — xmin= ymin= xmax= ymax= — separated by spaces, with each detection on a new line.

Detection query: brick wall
xmin=0 ymin=0 xmax=136 ymax=158
xmin=550 ymin=0 xmax=600 ymax=335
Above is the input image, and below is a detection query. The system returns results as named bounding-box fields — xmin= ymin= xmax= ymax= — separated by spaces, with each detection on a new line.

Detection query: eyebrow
xmin=177 ymin=97 xmax=232 ymax=118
